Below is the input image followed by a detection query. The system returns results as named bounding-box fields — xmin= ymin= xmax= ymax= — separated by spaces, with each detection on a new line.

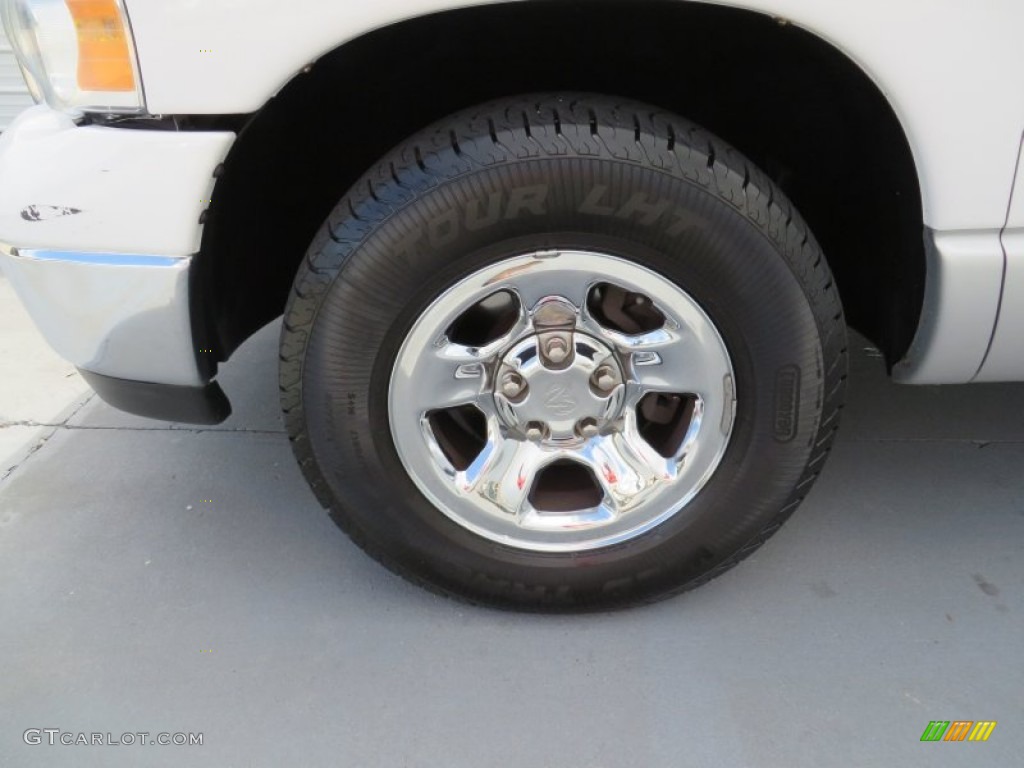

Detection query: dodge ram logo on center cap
xmin=544 ymin=385 xmax=577 ymax=415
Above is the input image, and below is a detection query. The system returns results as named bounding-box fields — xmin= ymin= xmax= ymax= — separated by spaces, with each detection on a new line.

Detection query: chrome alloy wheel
xmin=389 ymin=250 xmax=736 ymax=552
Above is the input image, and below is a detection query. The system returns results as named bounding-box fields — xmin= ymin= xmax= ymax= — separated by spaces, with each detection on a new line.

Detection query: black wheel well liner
xmin=194 ymin=0 xmax=924 ymax=376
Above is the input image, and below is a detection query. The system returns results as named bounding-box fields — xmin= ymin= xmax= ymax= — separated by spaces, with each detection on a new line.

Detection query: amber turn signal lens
xmin=65 ymin=0 xmax=135 ymax=92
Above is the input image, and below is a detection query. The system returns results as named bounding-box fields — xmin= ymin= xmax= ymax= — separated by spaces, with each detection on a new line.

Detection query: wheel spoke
xmin=458 ymin=432 xmax=541 ymax=518
xmin=626 ymin=326 xmax=726 ymax=400
xmin=400 ymin=341 xmax=492 ymax=414
xmin=581 ymin=426 xmax=667 ymax=514
xmin=508 ymin=260 xmax=591 ymax=311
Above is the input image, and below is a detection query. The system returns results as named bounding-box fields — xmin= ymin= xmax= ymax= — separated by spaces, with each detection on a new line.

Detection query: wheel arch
xmin=193 ymin=0 xmax=924 ymax=375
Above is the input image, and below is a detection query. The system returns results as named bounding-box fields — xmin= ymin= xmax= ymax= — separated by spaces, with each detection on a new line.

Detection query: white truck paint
xmin=974 ymin=132 xmax=1024 ymax=381
xmin=0 ymin=106 xmax=233 ymax=255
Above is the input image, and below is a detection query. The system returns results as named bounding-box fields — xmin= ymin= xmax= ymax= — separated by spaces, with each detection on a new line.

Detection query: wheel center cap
xmin=492 ymin=331 xmax=624 ymax=442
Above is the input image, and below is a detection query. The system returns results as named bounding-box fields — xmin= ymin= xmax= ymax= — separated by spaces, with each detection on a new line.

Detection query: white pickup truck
xmin=1 ymin=0 xmax=1022 ymax=610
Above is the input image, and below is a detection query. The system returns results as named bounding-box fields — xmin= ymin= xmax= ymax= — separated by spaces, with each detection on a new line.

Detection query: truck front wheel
xmin=279 ymin=93 xmax=847 ymax=610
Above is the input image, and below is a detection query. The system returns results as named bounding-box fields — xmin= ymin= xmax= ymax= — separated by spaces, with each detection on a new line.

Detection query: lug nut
xmin=524 ymin=421 xmax=547 ymax=441
xmin=501 ymin=372 xmax=526 ymax=398
xmin=544 ymin=337 xmax=569 ymax=363
xmin=576 ymin=417 xmax=600 ymax=438
xmin=594 ymin=365 xmax=618 ymax=393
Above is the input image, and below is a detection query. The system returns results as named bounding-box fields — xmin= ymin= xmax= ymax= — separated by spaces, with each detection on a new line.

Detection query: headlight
xmin=1 ymin=0 xmax=144 ymax=114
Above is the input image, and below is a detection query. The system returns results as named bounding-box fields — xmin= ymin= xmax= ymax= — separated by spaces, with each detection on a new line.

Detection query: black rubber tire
xmin=279 ymin=93 xmax=847 ymax=611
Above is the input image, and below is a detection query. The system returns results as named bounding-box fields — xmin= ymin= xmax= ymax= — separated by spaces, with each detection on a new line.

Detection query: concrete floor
xmin=0 ymin=275 xmax=90 ymax=481
xmin=0 ymin=320 xmax=1022 ymax=767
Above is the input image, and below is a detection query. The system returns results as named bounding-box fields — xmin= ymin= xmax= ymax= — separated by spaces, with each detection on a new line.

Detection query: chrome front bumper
xmin=0 ymin=244 xmax=201 ymax=386
xmin=0 ymin=242 xmax=231 ymax=423
xmin=0 ymin=106 xmax=234 ymax=397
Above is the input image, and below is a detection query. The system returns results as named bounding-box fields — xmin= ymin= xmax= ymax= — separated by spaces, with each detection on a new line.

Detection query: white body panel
xmin=974 ymin=134 xmax=1024 ymax=381
xmin=892 ymin=231 xmax=1003 ymax=384
xmin=0 ymin=106 xmax=233 ymax=255
xmin=1008 ymin=133 xmax=1024 ymax=228
xmin=125 ymin=0 xmax=1024 ymax=231
xmin=975 ymin=229 xmax=1024 ymax=382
